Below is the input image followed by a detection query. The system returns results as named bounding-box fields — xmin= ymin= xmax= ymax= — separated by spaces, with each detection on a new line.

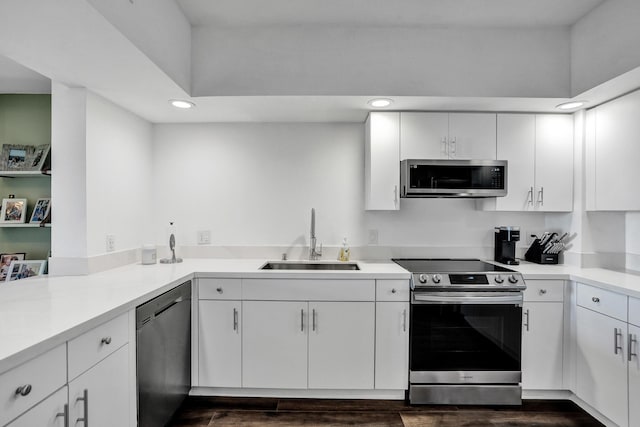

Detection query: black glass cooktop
xmin=392 ymin=258 xmax=514 ymax=273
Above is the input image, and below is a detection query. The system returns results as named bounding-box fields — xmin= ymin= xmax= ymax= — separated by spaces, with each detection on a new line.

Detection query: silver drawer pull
xmin=391 ymin=288 xmax=397 ymax=294
xmin=56 ymin=403 xmax=69 ymax=427
xmin=101 ymin=336 xmax=112 ymax=345
xmin=592 ymin=297 xmax=600 ymax=303
xmin=629 ymin=334 xmax=638 ymax=362
xmin=216 ymin=287 xmax=223 ymax=293
xmin=614 ymin=328 xmax=623 ymax=355
xmin=76 ymin=389 xmax=89 ymax=426
xmin=539 ymin=289 xmax=547 ymax=295
xmin=15 ymin=384 xmax=32 ymax=396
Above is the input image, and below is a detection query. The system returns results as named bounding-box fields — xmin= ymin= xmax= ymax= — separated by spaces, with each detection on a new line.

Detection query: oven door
xmin=410 ymin=292 xmax=522 ymax=384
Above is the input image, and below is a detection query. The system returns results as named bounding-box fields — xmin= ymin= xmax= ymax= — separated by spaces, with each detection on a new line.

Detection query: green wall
xmin=0 ymin=94 xmax=51 ymax=260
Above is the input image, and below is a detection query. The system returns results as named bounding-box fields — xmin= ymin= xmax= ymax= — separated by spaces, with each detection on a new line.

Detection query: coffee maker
xmin=494 ymin=226 xmax=520 ymax=265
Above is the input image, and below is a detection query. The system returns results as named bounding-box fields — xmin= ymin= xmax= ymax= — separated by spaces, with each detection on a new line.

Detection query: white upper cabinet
xmin=488 ymin=114 xmax=573 ymax=212
xmin=587 ymin=89 xmax=640 ymax=211
xmin=365 ymin=112 xmax=400 ymax=211
xmin=399 ymin=112 xmax=496 ymax=160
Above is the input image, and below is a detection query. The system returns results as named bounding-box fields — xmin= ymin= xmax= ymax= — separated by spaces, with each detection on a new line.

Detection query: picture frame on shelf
xmin=0 ymin=198 xmax=27 ymax=223
xmin=29 ymin=198 xmax=50 ymax=223
xmin=0 ymin=253 xmax=26 ymax=281
xmin=0 ymin=144 xmax=51 ymax=172
xmin=5 ymin=260 xmax=46 ymax=282
xmin=27 ymin=144 xmax=50 ymax=171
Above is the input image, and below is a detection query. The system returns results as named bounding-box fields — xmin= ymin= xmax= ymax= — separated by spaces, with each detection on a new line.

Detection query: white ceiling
xmin=177 ymin=0 xmax=605 ymax=27
xmin=0 ymin=55 xmax=50 ymax=94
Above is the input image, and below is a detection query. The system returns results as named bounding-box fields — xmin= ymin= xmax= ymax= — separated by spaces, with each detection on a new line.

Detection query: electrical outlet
xmin=106 ymin=235 xmax=115 ymax=252
xmin=197 ymin=230 xmax=211 ymax=245
xmin=368 ymin=229 xmax=379 ymax=245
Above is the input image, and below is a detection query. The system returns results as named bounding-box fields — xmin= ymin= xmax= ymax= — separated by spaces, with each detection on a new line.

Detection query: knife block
xmin=524 ymin=239 xmax=559 ymax=264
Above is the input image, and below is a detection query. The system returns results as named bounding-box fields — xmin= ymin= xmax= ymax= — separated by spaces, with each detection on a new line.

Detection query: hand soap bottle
xmin=338 ymin=237 xmax=350 ymax=262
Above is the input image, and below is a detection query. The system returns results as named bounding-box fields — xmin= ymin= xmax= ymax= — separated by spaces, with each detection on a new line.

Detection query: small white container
xmin=141 ymin=245 xmax=157 ymax=265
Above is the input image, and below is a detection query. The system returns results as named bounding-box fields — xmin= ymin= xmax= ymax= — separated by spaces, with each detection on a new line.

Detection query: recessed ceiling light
xmin=556 ymin=100 xmax=587 ymax=111
xmin=169 ymin=99 xmax=196 ymax=109
xmin=368 ymin=98 xmax=393 ymax=108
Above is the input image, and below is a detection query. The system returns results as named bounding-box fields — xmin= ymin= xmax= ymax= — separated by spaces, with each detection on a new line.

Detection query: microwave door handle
xmin=412 ymin=294 xmax=523 ymax=305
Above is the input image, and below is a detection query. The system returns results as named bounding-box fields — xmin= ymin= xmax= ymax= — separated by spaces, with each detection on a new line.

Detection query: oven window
xmin=410 ymin=304 xmax=521 ymax=372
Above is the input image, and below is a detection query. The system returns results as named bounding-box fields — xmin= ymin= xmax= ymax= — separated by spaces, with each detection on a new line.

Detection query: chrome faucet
xmin=309 ymin=208 xmax=322 ymax=260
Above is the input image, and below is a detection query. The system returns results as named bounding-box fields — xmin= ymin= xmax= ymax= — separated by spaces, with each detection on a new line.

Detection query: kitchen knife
xmin=539 ymin=232 xmax=550 ymax=246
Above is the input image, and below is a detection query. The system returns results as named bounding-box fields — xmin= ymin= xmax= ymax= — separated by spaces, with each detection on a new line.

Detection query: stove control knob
xmin=494 ymin=275 xmax=504 ymax=284
xmin=508 ymin=275 xmax=519 ymax=284
xmin=418 ymin=274 xmax=428 ymax=284
xmin=432 ymin=274 xmax=442 ymax=284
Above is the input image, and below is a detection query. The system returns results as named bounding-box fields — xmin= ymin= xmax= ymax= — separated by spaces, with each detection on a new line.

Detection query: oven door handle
xmin=412 ymin=293 xmax=523 ymax=305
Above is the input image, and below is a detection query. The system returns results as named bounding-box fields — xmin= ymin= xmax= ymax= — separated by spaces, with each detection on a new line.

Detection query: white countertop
xmin=2 ymin=257 xmax=640 ymax=376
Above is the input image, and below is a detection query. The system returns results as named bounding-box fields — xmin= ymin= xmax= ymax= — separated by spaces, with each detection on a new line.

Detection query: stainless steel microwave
xmin=400 ymin=159 xmax=507 ymax=198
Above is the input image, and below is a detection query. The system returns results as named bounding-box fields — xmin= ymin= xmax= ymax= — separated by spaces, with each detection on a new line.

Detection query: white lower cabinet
xmin=6 ymin=386 xmax=68 ymax=427
xmin=199 ymin=300 xmax=242 ymax=387
xmin=242 ymin=301 xmax=308 ymax=389
xmin=522 ymin=301 xmax=564 ymax=390
xmin=68 ymin=345 xmax=130 ymax=427
xmin=629 ymin=324 xmax=640 ymax=427
xmin=375 ymin=302 xmax=409 ymax=390
xmin=576 ymin=306 xmax=628 ymax=427
xmin=308 ymin=302 xmax=375 ymax=389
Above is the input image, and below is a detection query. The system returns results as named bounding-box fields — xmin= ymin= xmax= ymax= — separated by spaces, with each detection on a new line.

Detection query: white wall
xmin=571 ymin=0 xmax=640 ymax=95
xmin=627 ymin=212 xmax=640 ymax=272
xmin=153 ymin=122 xmax=554 ymax=259
xmin=192 ymin=26 xmax=570 ymax=97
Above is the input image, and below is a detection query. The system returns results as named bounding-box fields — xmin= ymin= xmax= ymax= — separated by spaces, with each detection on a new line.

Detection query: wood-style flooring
xmin=168 ymin=397 xmax=604 ymax=427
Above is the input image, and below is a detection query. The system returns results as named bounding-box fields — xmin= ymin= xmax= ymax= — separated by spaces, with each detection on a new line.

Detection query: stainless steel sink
xmin=260 ymin=261 xmax=360 ymax=271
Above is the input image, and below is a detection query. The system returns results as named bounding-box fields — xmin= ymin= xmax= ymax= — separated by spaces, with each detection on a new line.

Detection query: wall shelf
xmin=0 ymin=223 xmax=51 ymax=228
xmin=0 ymin=170 xmax=51 ymax=178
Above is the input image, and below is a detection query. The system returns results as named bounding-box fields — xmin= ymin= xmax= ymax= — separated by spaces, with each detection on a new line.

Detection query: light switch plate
xmin=368 ymin=229 xmax=379 ymax=245
xmin=106 ymin=235 xmax=115 ymax=252
xmin=197 ymin=230 xmax=211 ymax=245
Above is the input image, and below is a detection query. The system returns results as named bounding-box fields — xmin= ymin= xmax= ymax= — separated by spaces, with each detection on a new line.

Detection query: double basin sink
xmin=260 ymin=261 xmax=360 ymax=271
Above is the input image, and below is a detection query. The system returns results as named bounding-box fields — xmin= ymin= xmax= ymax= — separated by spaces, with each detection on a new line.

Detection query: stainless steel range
xmin=392 ymin=258 xmax=526 ymax=406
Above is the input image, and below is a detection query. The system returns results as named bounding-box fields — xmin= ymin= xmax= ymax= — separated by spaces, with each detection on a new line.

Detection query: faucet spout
xmin=309 ymin=208 xmax=322 ymax=260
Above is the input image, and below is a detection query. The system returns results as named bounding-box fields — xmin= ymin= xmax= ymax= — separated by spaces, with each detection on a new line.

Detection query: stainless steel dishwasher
xmin=136 ymin=280 xmax=191 ymax=427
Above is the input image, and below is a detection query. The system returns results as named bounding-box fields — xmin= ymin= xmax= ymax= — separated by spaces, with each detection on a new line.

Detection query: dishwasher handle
xmin=136 ymin=281 xmax=192 ymax=330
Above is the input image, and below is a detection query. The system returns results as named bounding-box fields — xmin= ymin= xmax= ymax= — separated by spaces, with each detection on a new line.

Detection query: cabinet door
xmin=495 ymin=114 xmax=536 ymax=211
xmin=594 ymin=90 xmax=640 ymax=210
xmin=400 ymin=112 xmax=449 ymax=159
xmin=521 ymin=302 xmax=563 ymax=390
xmin=576 ymin=307 xmax=628 ymax=427
xmin=7 ymin=386 xmax=67 ymax=427
xmin=69 ymin=345 xmax=130 ymax=427
xmin=629 ymin=324 xmax=640 ymax=427
xmin=199 ymin=300 xmax=241 ymax=387
xmin=375 ymin=302 xmax=409 ymax=390
xmin=448 ymin=113 xmax=496 ymax=159
xmin=308 ymin=302 xmax=375 ymax=389
xmin=365 ymin=112 xmax=400 ymax=210
xmin=242 ymin=301 xmax=308 ymax=389
xmin=534 ymin=114 xmax=574 ymax=212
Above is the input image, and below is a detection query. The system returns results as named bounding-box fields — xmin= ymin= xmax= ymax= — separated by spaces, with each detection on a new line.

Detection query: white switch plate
xmin=197 ymin=230 xmax=211 ymax=245
xmin=368 ymin=229 xmax=379 ymax=245
xmin=106 ymin=235 xmax=115 ymax=252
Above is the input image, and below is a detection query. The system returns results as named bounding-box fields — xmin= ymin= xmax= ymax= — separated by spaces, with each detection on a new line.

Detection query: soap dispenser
xmin=338 ymin=237 xmax=350 ymax=262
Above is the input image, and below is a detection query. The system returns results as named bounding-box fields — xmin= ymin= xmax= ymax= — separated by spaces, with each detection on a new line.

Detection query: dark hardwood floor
xmin=168 ymin=397 xmax=605 ymax=427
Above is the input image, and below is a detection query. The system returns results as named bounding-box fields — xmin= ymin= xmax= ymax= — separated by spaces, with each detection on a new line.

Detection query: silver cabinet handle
xmin=537 ymin=187 xmax=544 ymax=205
xmin=216 ymin=287 xmax=223 ymax=293
xmin=592 ymin=297 xmax=600 ymax=303
xmin=449 ymin=137 xmax=457 ymax=157
xmin=56 ymin=403 xmax=69 ymax=427
xmin=629 ymin=334 xmax=638 ymax=362
xmin=312 ymin=309 xmax=317 ymax=332
xmin=391 ymin=288 xmax=397 ymax=294
xmin=101 ymin=337 xmax=111 ymax=345
xmin=233 ymin=308 xmax=238 ymax=332
xmin=523 ymin=309 xmax=530 ymax=332
xmin=394 ymin=185 xmax=398 ymax=205
xmin=539 ymin=289 xmax=547 ymax=295
xmin=402 ymin=309 xmax=407 ymax=332
xmin=441 ymin=136 xmax=448 ymax=156
xmin=76 ymin=389 xmax=89 ymax=426
xmin=528 ymin=186 xmax=534 ymax=206
xmin=15 ymin=384 xmax=32 ymax=396
xmin=300 ymin=309 xmax=304 ymax=332
xmin=614 ymin=328 xmax=623 ymax=355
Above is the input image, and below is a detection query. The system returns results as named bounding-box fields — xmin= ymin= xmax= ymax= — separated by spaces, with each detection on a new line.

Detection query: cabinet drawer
xmin=577 ymin=283 xmax=627 ymax=321
xmin=243 ymin=279 xmax=375 ymax=301
xmin=199 ymin=278 xmax=242 ymax=300
xmin=630 ymin=297 xmax=640 ymax=327
xmin=0 ymin=344 xmax=67 ymax=427
xmin=376 ymin=280 xmax=410 ymax=301
xmin=6 ymin=386 xmax=67 ymax=427
xmin=524 ymin=280 xmax=564 ymax=302
xmin=68 ymin=312 xmax=129 ymax=381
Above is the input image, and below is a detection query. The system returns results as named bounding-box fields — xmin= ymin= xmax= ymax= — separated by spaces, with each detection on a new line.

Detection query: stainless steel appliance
xmin=136 ymin=281 xmax=191 ymax=427
xmin=400 ymin=159 xmax=507 ymax=198
xmin=494 ymin=226 xmax=520 ymax=265
xmin=392 ymin=259 xmax=525 ymax=405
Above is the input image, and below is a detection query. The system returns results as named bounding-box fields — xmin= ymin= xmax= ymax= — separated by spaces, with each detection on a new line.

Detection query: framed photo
xmin=0 ymin=144 xmax=51 ymax=172
xmin=26 ymin=144 xmax=50 ymax=171
xmin=0 ymin=198 xmax=27 ymax=223
xmin=5 ymin=260 xmax=47 ymax=282
xmin=30 ymin=198 xmax=51 ymax=223
xmin=0 ymin=253 xmax=26 ymax=281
